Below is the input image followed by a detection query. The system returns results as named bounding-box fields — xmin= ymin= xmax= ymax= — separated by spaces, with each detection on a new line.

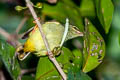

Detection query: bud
xmin=15 ymin=6 xmax=27 ymax=12
xmin=34 ymin=2 xmax=43 ymax=9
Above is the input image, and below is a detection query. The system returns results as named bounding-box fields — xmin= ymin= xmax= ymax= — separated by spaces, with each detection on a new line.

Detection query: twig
xmin=21 ymin=68 xmax=36 ymax=75
xmin=18 ymin=68 xmax=36 ymax=80
xmin=25 ymin=0 xmax=67 ymax=79
xmin=0 ymin=27 xmax=21 ymax=47
xmin=0 ymin=70 xmax=6 ymax=80
xmin=0 ymin=27 xmax=10 ymax=39
xmin=47 ymin=0 xmax=57 ymax=4
xmin=16 ymin=16 xmax=28 ymax=34
xmin=0 ymin=16 xmax=28 ymax=47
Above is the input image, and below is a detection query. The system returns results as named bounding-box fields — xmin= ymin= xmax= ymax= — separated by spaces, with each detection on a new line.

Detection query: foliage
xmin=95 ymin=0 xmax=114 ymax=33
xmin=0 ymin=0 xmax=116 ymax=80
xmin=0 ymin=40 xmax=21 ymax=80
xmin=82 ymin=19 xmax=105 ymax=72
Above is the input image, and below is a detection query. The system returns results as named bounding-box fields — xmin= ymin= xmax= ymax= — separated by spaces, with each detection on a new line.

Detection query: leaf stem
xmin=25 ymin=0 xmax=67 ymax=79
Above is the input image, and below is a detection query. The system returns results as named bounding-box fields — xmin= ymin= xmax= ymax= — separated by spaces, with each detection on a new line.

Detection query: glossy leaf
xmin=57 ymin=47 xmax=83 ymax=73
xmin=82 ymin=19 xmax=105 ymax=73
xmin=68 ymin=70 xmax=92 ymax=80
xmin=0 ymin=40 xmax=21 ymax=80
xmin=35 ymin=57 xmax=61 ymax=80
xmin=95 ymin=0 xmax=114 ymax=33
xmin=72 ymin=49 xmax=83 ymax=71
xmin=56 ymin=47 xmax=75 ymax=73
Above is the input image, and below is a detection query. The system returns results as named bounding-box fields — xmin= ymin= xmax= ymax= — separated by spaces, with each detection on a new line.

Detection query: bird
xmin=16 ymin=20 xmax=83 ymax=60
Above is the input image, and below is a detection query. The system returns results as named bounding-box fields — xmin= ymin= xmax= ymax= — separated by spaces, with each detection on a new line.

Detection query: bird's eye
xmin=16 ymin=45 xmax=23 ymax=52
xmin=72 ymin=26 xmax=80 ymax=31
xmin=18 ymin=49 xmax=24 ymax=54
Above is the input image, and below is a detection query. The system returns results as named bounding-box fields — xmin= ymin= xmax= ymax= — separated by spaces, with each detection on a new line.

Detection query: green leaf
xmin=56 ymin=47 xmax=75 ymax=73
xmin=57 ymin=47 xmax=83 ymax=73
xmin=35 ymin=57 xmax=61 ymax=80
xmin=79 ymin=0 xmax=95 ymax=17
xmin=72 ymin=49 xmax=83 ymax=71
xmin=22 ymin=75 xmax=35 ymax=80
xmin=0 ymin=40 xmax=21 ymax=80
xmin=119 ymin=33 xmax=120 ymax=45
xmin=82 ymin=18 xmax=105 ymax=73
xmin=68 ymin=70 xmax=92 ymax=80
xmin=95 ymin=0 xmax=114 ymax=33
xmin=79 ymin=72 xmax=92 ymax=80
xmin=42 ymin=1 xmax=84 ymax=31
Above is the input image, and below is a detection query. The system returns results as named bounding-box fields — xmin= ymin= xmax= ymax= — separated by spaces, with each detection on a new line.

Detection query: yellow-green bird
xmin=16 ymin=21 xmax=83 ymax=60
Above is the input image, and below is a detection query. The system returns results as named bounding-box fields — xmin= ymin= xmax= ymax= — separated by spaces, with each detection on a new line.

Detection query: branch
xmin=47 ymin=0 xmax=57 ymax=4
xmin=25 ymin=0 xmax=67 ymax=79
xmin=0 ymin=27 xmax=21 ymax=47
xmin=0 ymin=27 xmax=10 ymax=39
xmin=0 ymin=16 xmax=28 ymax=47
xmin=16 ymin=16 xmax=28 ymax=34
xmin=21 ymin=68 xmax=36 ymax=75
xmin=0 ymin=70 xmax=6 ymax=80
xmin=18 ymin=68 xmax=36 ymax=80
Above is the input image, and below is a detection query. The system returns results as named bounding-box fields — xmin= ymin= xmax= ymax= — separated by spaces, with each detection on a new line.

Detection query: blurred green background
xmin=0 ymin=0 xmax=119 ymax=80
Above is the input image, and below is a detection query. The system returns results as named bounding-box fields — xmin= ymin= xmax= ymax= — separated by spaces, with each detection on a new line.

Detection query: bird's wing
xmin=21 ymin=27 xmax=34 ymax=39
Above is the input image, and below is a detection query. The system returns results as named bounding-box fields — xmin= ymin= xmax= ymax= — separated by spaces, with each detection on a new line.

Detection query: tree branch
xmin=25 ymin=0 xmax=67 ymax=79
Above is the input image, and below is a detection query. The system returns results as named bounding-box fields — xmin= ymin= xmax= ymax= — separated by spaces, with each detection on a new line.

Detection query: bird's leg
xmin=52 ymin=46 xmax=61 ymax=56
xmin=18 ymin=52 xmax=31 ymax=61
xmin=46 ymin=46 xmax=61 ymax=56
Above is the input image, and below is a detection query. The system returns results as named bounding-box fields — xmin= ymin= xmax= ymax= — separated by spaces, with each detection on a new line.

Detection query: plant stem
xmin=25 ymin=0 xmax=67 ymax=79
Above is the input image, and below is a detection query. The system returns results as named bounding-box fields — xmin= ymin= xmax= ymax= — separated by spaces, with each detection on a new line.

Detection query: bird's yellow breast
xmin=24 ymin=38 xmax=36 ymax=52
